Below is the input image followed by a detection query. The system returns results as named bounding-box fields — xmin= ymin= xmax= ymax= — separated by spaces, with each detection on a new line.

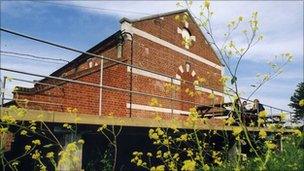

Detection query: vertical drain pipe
xmin=122 ymin=32 xmax=134 ymax=118
xmin=98 ymin=57 xmax=104 ymax=116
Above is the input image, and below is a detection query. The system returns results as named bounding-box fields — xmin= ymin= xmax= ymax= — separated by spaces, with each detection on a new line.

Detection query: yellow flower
xmin=151 ymin=165 xmax=165 ymax=171
xmin=225 ymin=117 xmax=235 ymax=126
xmin=265 ymin=141 xmax=276 ymax=150
xmin=136 ymin=159 xmax=143 ymax=166
xmin=259 ymin=111 xmax=267 ymax=118
xmin=150 ymin=98 xmax=160 ymax=107
xmin=24 ymin=145 xmax=31 ymax=151
xmin=30 ymin=126 xmax=36 ymax=132
xmin=203 ymin=164 xmax=210 ymax=171
xmin=187 ymin=149 xmax=193 ymax=157
xmin=259 ymin=130 xmax=267 ymax=139
xmin=279 ymin=112 xmax=286 ymax=121
xmin=0 ymin=127 xmax=8 ymax=133
xmin=208 ymin=93 xmax=215 ymax=99
xmin=204 ymin=0 xmax=210 ymax=9
xmin=238 ymin=16 xmax=244 ymax=22
xmin=163 ymin=139 xmax=170 ymax=146
xmin=232 ymin=127 xmax=243 ymax=136
xmin=299 ymin=99 xmax=304 ymax=107
xmin=46 ymin=152 xmax=54 ymax=159
xmin=163 ymin=151 xmax=171 ymax=158
xmin=32 ymin=150 xmax=41 ymax=160
xmin=17 ymin=108 xmax=26 ymax=117
xmin=40 ymin=165 xmax=47 ymax=171
xmin=32 ymin=139 xmax=41 ymax=146
xmin=149 ymin=133 xmax=159 ymax=140
xmin=156 ymin=128 xmax=164 ymax=136
xmin=20 ymin=130 xmax=28 ymax=136
xmin=66 ymin=142 xmax=78 ymax=152
xmin=147 ymin=152 xmax=152 ymax=157
xmin=181 ymin=160 xmax=196 ymax=171
xmin=293 ymin=129 xmax=302 ymax=137
xmin=75 ymin=116 xmax=81 ymax=122
xmin=168 ymin=161 xmax=176 ymax=170
xmin=97 ymin=124 xmax=107 ymax=132
xmin=77 ymin=139 xmax=85 ymax=144
xmin=1 ymin=114 xmax=16 ymax=124
xmin=173 ymin=153 xmax=179 ymax=159
xmin=63 ymin=123 xmax=72 ymax=129
xmin=156 ymin=150 xmax=162 ymax=158
xmin=179 ymin=134 xmax=188 ymax=141
xmin=154 ymin=114 xmax=162 ymax=121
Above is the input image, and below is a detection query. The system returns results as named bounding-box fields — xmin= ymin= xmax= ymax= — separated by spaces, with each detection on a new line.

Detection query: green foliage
xmin=289 ymin=82 xmax=304 ymax=121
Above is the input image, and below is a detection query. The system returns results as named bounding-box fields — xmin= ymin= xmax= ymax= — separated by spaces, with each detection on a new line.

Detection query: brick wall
xmin=13 ymin=11 xmax=224 ymax=121
xmin=14 ymin=46 xmax=130 ymax=115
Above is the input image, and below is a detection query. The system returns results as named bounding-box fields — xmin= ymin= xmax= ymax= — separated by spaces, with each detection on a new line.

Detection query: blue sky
xmin=0 ymin=1 xmax=303 ymax=113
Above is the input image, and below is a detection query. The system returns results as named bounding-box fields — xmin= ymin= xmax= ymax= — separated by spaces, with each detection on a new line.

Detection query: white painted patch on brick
xmin=126 ymin=103 xmax=190 ymax=115
xmin=176 ymin=74 xmax=181 ymax=80
xmin=177 ymin=27 xmax=183 ymax=34
xmin=184 ymin=21 xmax=189 ymax=28
xmin=127 ymin=66 xmax=181 ymax=85
xmin=190 ymin=35 xmax=196 ymax=42
xmin=191 ymin=70 xmax=196 ymax=77
xmin=195 ymin=86 xmax=224 ymax=97
xmin=185 ymin=63 xmax=190 ymax=72
xmin=179 ymin=65 xmax=184 ymax=73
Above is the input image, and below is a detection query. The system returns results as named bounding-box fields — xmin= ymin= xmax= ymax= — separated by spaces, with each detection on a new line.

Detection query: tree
xmin=289 ymin=82 xmax=304 ymax=121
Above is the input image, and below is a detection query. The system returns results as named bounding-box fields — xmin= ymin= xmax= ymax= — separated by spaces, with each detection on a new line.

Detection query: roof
xmin=50 ymin=30 xmax=123 ymax=77
xmin=12 ymin=30 xmax=123 ymax=95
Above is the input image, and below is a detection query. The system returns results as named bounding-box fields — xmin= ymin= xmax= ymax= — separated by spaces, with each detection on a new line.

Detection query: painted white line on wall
xmin=127 ymin=66 xmax=181 ymax=85
xmin=127 ymin=66 xmax=224 ymax=97
xmin=127 ymin=103 xmax=227 ymax=119
xmin=126 ymin=103 xmax=190 ymax=115
xmin=121 ymin=22 xmax=224 ymax=72
xmin=195 ymin=86 xmax=224 ymax=97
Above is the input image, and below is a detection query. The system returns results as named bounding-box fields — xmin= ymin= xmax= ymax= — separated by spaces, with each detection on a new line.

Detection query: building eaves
xmin=50 ymin=30 xmax=122 ymax=77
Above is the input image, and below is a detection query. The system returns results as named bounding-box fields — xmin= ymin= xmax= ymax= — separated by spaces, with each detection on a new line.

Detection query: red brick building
xmin=12 ymin=9 xmax=225 ymax=120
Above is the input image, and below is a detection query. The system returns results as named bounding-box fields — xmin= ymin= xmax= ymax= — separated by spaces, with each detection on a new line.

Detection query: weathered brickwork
xmin=12 ymin=10 xmax=224 ymax=121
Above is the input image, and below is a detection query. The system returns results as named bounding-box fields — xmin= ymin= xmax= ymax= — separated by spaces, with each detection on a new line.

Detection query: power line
xmin=34 ymin=1 xmax=152 ymax=16
xmin=0 ymin=67 xmax=294 ymax=114
xmin=8 ymin=77 xmax=58 ymax=88
xmin=0 ymin=67 xmax=204 ymax=107
xmin=0 ymin=28 xmax=224 ymax=93
xmin=0 ymin=28 xmax=293 ymax=113
xmin=1 ymin=50 xmax=70 ymax=63
xmin=1 ymin=53 xmax=68 ymax=64
xmin=2 ymin=97 xmax=62 ymax=106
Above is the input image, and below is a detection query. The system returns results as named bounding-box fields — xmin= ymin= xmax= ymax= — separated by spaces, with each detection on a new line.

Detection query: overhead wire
xmin=1 ymin=53 xmax=68 ymax=65
xmin=34 ymin=1 xmax=152 ymax=16
xmin=0 ymin=28 xmax=293 ymax=114
xmin=1 ymin=67 xmax=208 ymax=107
xmin=1 ymin=50 xmax=70 ymax=63
xmin=0 ymin=28 xmax=224 ymax=93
